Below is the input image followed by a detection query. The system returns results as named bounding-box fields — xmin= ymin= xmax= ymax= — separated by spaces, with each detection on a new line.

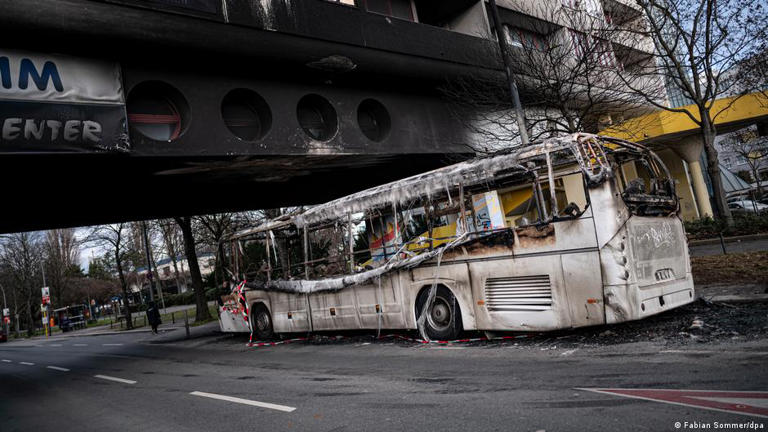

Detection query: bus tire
xmin=416 ymin=286 xmax=463 ymax=341
xmin=251 ymin=303 xmax=274 ymax=340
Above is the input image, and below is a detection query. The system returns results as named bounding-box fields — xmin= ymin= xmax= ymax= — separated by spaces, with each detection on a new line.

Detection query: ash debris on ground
xmin=238 ymin=299 xmax=768 ymax=350
xmin=533 ymin=299 xmax=768 ymax=349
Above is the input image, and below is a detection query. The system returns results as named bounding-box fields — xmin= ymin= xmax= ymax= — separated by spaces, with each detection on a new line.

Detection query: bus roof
xmin=230 ymin=133 xmax=640 ymax=239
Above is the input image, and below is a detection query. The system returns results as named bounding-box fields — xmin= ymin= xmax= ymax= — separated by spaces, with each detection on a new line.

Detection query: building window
xmin=504 ymin=25 xmax=545 ymax=51
xmin=562 ymin=0 xmax=601 ymax=15
xmin=724 ymin=157 xmax=732 ymax=168
xmin=363 ymin=0 xmax=415 ymax=22
xmin=570 ymin=30 xmax=588 ymax=59
xmin=569 ymin=30 xmax=618 ymax=69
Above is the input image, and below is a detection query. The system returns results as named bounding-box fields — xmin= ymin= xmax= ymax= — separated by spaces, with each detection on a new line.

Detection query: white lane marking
xmin=190 ymin=391 xmax=296 ymax=412
xmin=19 ymin=362 xmax=35 ymax=366
xmin=660 ymin=349 xmax=768 ymax=355
xmin=73 ymin=344 xmax=88 ymax=347
xmin=102 ymin=343 xmax=123 ymax=346
xmin=561 ymin=349 xmax=578 ymax=356
xmin=94 ymin=374 xmax=136 ymax=384
xmin=47 ymin=366 xmax=70 ymax=372
xmin=1 ymin=359 xmax=11 ymax=363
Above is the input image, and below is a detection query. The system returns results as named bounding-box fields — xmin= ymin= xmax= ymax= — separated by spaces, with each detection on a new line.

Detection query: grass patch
xmin=691 ymin=251 xmax=768 ymax=285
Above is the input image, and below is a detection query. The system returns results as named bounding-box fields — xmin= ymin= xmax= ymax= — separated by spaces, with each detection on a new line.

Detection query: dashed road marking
xmin=73 ymin=343 xmax=88 ymax=347
xmin=47 ymin=366 xmax=70 ymax=372
xmin=102 ymin=343 xmax=123 ymax=346
xmin=49 ymin=344 xmax=63 ymax=347
xmin=1 ymin=359 xmax=11 ymax=363
xmin=19 ymin=362 xmax=34 ymax=366
xmin=94 ymin=374 xmax=136 ymax=384
xmin=190 ymin=391 xmax=296 ymax=412
xmin=561 ymin=349 xmax=578 ymax=356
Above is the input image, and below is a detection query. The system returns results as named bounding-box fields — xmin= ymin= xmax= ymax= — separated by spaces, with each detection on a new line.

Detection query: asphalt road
xmin=1 ymin=325 xmax=766 ymax=432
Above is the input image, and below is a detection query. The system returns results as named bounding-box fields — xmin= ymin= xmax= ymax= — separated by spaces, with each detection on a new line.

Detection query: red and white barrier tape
xmin=247 ymin=337 xmax=308 ymax=348
xmin=246 ymin=333 xmax=534 ymax=348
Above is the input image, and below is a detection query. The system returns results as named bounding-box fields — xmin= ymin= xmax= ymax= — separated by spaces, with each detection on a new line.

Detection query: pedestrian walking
xmin=147 ymin=301 xmax=161 ymax=334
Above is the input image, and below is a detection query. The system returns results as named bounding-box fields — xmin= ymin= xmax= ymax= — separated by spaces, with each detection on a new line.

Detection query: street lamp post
xmin=487 ymin=0 xmax=530 ymax=146
xmin=0 ymin=284 xmax=8 ymax=339
xmin=141 ymin=221 xmax=156 ymax=304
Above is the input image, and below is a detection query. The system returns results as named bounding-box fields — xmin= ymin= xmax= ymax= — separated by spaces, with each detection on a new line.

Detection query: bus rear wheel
xmin=416 ymin=286 xmax=463 ymax=341
xmin=250 ymin=303 xmax=274 ymax=340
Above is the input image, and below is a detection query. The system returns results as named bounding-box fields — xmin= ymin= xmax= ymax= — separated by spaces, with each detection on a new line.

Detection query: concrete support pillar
xmin=670 ymin=136 xmax=714 ymax=219
xmin=687 ymin=159 xmax=713 ymax=218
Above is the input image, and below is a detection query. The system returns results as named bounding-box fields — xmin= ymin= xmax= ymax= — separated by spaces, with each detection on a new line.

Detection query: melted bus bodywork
xmin=219 ymin=134 xmax=694 ymax=340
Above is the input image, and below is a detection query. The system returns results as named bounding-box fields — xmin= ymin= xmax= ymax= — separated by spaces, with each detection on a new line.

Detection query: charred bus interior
xmin=227 ymin=135 xmax=679 ymax=288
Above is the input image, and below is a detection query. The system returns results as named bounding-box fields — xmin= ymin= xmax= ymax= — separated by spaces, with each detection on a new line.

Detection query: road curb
xmin=688 ymin=233 xmax=768 ymax=246
xmin=704 ymin=294 xmax=768 ymax=303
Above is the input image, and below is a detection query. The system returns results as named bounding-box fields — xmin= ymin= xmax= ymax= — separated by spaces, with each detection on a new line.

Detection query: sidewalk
xmin=696 ymin=282 xmax=768 ymax=303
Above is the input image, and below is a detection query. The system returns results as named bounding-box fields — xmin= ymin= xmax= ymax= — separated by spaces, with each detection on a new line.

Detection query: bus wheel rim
xmin=257 ymin=312 xmax=270 ymax=331
xmin=427 ymin=296 xmax=451 ymax=331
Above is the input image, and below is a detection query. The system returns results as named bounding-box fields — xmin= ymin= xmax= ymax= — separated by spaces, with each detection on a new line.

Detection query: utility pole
xmin=41 ymin=262 xmax=49 ymax=338
xmin=487 ymin=0 xmax=530 ymax=145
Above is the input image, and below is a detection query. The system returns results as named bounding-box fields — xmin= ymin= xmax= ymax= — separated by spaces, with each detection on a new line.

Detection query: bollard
xmin=144 ymin=316 xmax=147 ymax=327
xmin=719 ymin=232 xmax=727 ymax=255
xmin=172 ymin=312 xmax=175 ymax=324
xmin=110 ymin=319 xmax=112 ymax=329
xmin=184 ymin=309 xmax=190 ymax=339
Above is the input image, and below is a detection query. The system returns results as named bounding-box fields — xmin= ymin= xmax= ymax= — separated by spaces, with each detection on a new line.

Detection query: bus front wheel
xmin=416 ymin=286 xmax=463 ymax=341
xmin=250 ymin=303 xmax=274 ymax=340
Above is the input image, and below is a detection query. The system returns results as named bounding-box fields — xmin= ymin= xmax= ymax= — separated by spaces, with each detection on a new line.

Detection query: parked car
xmin=728 ymin=199 xmax=768 ymax=214
xmin=0 ymin=330 xmax=7 ymax=343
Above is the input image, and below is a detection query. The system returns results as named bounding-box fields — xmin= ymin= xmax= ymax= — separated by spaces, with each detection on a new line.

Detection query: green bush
xmin=685 ymin=213 xmax=768 ymax=240
xmin=162 ymin=290 xmax=196 ymax=307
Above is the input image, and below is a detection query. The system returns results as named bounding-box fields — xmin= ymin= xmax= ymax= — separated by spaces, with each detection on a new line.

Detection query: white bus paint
xmin=189 ymin=391 xmax=296 ymax=412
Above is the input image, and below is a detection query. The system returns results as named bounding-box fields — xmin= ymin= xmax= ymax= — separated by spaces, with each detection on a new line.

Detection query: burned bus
xmin=219 ymin=134 xmax=694 ymax=341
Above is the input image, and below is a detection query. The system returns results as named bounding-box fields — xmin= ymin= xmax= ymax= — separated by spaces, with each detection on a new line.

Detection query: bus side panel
xmin=309 ymin=288 xmax=362 ymax=331
xmin=355 ymin=274 xmax=407 ymax=330
xmin=470 ymin=255 xmax=571 ymax=332
xmin=560 ymin=252 xmax=605 ymax=327
xmin=269 ymin=292 xmax=311 ymax=333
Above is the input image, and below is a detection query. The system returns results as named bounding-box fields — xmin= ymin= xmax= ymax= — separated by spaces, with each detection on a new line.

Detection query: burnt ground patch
xmin=194 ymin=299 xmax=768 ymax=351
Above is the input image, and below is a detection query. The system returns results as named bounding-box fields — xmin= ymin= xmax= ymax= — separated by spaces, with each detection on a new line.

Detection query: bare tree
xmin=157 ymin=219 xmax=187 ymax=292
xmin=196 ymin=213 xmax=237 ymax=290
xmin=619 ymin=0 xmax=767 ymax=225
xmin=44 ymin=228 xmax=81 ymax=308
xmin=174 ymin=216 xmax=211 ymax=322
xmin=443 ymin=2 xmax=661 ymax=151
xmin=0 ymin=232 xmax=45 ymax=336
xmin=87 ymin=223 xmax=133 ymax=329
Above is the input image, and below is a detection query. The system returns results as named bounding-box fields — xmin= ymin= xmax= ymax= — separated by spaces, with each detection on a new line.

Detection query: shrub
xmin=684 ymin=213 xmax=768 ymax=240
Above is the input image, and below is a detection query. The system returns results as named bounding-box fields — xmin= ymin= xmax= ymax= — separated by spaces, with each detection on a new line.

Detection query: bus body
xmin=219 ymin=134 xmax=694 ymax=339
